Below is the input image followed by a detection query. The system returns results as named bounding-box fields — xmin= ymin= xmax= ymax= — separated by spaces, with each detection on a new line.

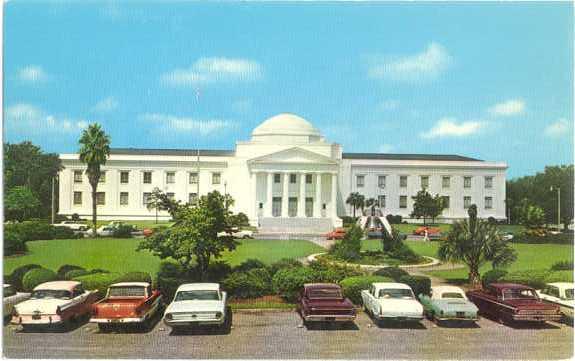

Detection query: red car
xmin=297 ymin=283 xmax=356 ymax=324
xmin=466 ymin=283 xmax=562 ymax=324
xmin=326 ymin=228 xmax=346 ymax=240
xmin=90 ymin=282 xmax=163 ymax=331
xmin=413 ymin=226 xmax=441 ymax=236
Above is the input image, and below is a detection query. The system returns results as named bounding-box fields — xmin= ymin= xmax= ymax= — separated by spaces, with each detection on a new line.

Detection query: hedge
xmin=72 ymin=272 xmax=122 ymax=298
xmin=4 ymin=229 xmax=27 ymax=256
xmin=272 ymin=267 xmax=317 ymax=302
xmin=113 ymin=272 xmax=153 ymax=285
xmin=57 ymin=265 xmax=85 ymax=279
xmin=481 ymin=269 xmax=508 ymax=288
xmin=373 ymin=267 xmax=409 ymax=281
xmin=205 ymin=261 xmax=232 ymax=282
xmin=551 ymin=260 xmax=573 ymax=271
xmin=398 ymin=275 xmax=431 ymax=297
xmin=339 ymin=275 xmax=393 ymax=305
xmin=223 ymin=268 xmax=272 ymax=299
xmin=22 ymin=268 xmax=58 ymax=292
xmin=268 ymin=258 xmax=303 ymax=275
xmin=307 ymin=259 xmax=364 ymax=283
xmin=8 ymin=264 xmax=42 ymax=291
xmin=64 ymin=269 xmax=91 ymax=280
xmin=233 ymin=259 xmax=267 ymax=273
xmin=513 ymin=232 xmax=574 ymax=244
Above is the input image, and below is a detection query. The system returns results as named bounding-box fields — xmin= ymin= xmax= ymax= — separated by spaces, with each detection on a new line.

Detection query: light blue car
xmin=418 ymin=285 xmax=479 ymax=324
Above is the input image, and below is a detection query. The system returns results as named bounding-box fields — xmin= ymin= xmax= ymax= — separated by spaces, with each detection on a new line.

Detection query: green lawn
xmin=3 ymin=238 xmax=324 ymax=276
xmin=362 ymin=239 xmax=439 ymax=258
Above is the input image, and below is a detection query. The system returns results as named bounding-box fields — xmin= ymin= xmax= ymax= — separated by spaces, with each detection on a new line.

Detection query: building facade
xmin=59 ymin=113 xmax=507 ymax=232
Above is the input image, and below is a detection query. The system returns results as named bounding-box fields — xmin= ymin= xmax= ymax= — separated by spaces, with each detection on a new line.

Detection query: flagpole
xmin=197 ymin=149 xmax=200 ymax=200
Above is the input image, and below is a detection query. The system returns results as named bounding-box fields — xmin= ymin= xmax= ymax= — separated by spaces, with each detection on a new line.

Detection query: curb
xmin=306 ymin=253 xmax=440 ymax=270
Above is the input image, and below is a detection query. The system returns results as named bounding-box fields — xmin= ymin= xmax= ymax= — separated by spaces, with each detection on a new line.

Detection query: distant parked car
xmin=537 ymin=282 xmax=574 ymax=322
xmin=467 ymin=283 xmax=562 ymax=324
xmin=12 ymin=281 xmax=100 ymax=330
xmin=418 ymin=286 xmax=479 ymax=324
xmin=3 ymin=285 xmax=30 ymax=321
xmin=361 ymin=282 xmax=424 ymax=324
xmin=217 ymin=228 xmax=254 ymax=239
xmin=501 ymin=232 xmax=514 ymax=241
xmin=297 ymin=283 xmax=356 ymax=324
xmin=142 ymin=228 xmax=154 ymax=237
xmin=52 ymin=221 xmax=88 ymax=232
xmin=326 ymin=228 xmax=346 ymax=240
xmin=413 ymin=226 xmax=442 ymax=236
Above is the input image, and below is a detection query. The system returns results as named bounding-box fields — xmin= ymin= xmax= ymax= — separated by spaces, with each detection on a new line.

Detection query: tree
xmin=5 ymin=186 xmax=41 ymax=221
xmin=437 ymin=205 xmax=517 ymax=288
xmin=329 ymin=224 xmax=363 ymax=261
xmin=137 ymin=191 xmax=249 ymax=279
xmin=410 ymin=188 xmax=445 ymax=225
xmin=517 ymin=200 xmax=545 ymax=229
xmin=346 ymin=192 xmax=365 ymax=217
xmin=146 ymin=188 xmax=186 ymax=222
xmin=78 ymin=124 xmax=111 ymax=236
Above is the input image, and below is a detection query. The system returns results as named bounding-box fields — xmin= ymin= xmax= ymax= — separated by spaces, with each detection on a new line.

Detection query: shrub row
xmin=481 ymin=268 xmax=574 ymax=289
xmin=512 ymin=232 xmax=574 ymax=244
xmin=339 ymin=275 xmax=392 ymax=304
xmin=4 ymin=221 xmax=82 ymax=256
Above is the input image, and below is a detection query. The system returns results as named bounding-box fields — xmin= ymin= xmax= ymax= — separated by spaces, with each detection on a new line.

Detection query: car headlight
xmin=215 ymin=312 xmax=223 ymax=319
xmin=164 ymin=313 xmax=173 ymax=320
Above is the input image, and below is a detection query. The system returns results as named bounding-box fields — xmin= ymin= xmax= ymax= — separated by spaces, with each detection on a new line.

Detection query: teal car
xmin=419 ymin=286 xmax=479 ymax=324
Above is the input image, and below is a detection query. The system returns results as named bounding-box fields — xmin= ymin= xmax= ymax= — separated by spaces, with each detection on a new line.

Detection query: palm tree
xmin=346 ymin=192 xmax=365 ymax=218
xmin=437 ymin=205 xmax=516 ymax=288
xmin=79 ymin=124 xmax=111 ymax=236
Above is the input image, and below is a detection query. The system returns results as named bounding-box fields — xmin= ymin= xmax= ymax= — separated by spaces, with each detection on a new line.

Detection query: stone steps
xmin=258 ymin=217 xmax=333 ymax=234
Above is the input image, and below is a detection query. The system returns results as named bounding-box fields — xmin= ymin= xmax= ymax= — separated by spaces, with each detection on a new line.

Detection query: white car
xmin=537 ymin=282 xmax=574 ymax=321
xmin=3 ymin=284 xmax=30 ymax=319
xmin=163 ymin=283 xmax=230 ymax=331
xmin=217 ymin=228 xmax=254 ymax=239
xmin=361 ymin=282 xmax=424 ymax=323
xmin=52 ymin=221 xmax=88 ymax=231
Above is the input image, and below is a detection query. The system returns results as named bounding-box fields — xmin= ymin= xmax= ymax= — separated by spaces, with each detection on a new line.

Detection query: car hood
xmin=166 ymin=300 xmax=224 ymax=313
xmin=378 ymin=298 xmax=423 ymax=312
xmin=306 ymin=298 xmax=354 ymax=309
xmin=433 ymin=299 xmax=478 ymax=312
xmin=15 ymin=298 xmax=70 ymax=314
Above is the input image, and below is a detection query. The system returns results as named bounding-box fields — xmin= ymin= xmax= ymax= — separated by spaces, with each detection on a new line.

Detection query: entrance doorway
xmin=288 ymin=197 xmax=298 ymax=217
xmin=272 ymin=197 xmax=282 ymax=217
xmin=305 ymin=197 xmax=313 ymax=217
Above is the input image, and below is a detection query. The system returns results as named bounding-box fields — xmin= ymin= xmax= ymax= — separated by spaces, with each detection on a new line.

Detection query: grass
xmin=362 ymin=239 xmax=439 ymax=258
xmin=3 ymin=238 xmax=324 ymax=276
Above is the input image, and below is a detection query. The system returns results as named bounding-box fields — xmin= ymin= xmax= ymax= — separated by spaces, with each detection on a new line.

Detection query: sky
xmin=3 ymin=1 xmax=573 ymax=179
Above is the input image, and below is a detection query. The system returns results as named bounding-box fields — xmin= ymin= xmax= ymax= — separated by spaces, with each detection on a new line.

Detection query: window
xmin=289 ymin=174 xmax=297 ymax=184
xmin=189 ymin=172 xmax=198 ymax=184
xmin=378 ymin=175 xmax=386 ymax=188
xmin=546 ymin=286 xmax=560 ymax=298
xmin=464 ymin=176 xmax=472 ymax=188
xmin=421 ymin=176 xmax=429 ymax=189
xmin=356 ymin=175 xmax=365 ymax=188
xmin=442 ymin=196 xmax=450 ymax=209
xmin=442 ymin=176 xmax=450 ymax=188
xmin=288 ymin=197 xmax=298 ymax=217
xmin=143 ymin=172 xmax=152 ymax=184
xmin=212 ymin=172 xmax=221 ymax=185
xmin=73 ymin=191 xmax=82 ymax=205
xmin=120 ymin=171 xmax=129 ymax=184
xmin=378 ymin=195 xmax=386 ymax=208
xmin=96 ymin=192 xmax=105 ymax=205
xmin=166 ymin=172 xmax=176 ymax=184
xmin=274 ymin=173 xmax=281 ymax=183
xmin=400 ymin=175 xmax=408 ymax=188
xmin=485 ymin=176 xmax=493 ymax=189
xmin=485 ymin=196 xmax=493 ymax=209
xmin=464 ymin=196 xmax=472 ymax=209
xmin=305 ymin=174 xmax=313 ymax=184
xmin=189 ymin=193 xmax=198 ymax=205
xmin=74 ymin=170 xmax=83 ymax=183
xmin=399 ymin=195 xmax=407 ymax=209
xmin=143 ymin=192 xmax=151 ymax=206
xmin=120 ymin=192 xmax=129 ymax=206
xmin=167 ymin=192 xmax=175 ymax=200
xmin=99 ymin=171 xmax=106 ymax=183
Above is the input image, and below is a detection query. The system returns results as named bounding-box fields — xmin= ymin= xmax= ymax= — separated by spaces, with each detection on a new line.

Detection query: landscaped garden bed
xmin=317 ymin=251 xmax=428 ymax=266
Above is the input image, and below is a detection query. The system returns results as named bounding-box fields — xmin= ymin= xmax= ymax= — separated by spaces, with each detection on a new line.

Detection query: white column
xmin=251 ymin=172 xmax=258 ymax=220
xmin=265 ymin=172 xmax=273 ymax=217
xmin=314 ymin=173 xmax=322 ymax=217
xmin=298 ymin=173 xmax=306 ymax=217
xmin=281 ymin=172 xmax=289 ymax=217
xmin=331 ymin=173 xmax=338 ymax=219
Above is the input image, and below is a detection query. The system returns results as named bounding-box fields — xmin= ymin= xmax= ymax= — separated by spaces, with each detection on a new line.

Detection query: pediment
xmin=248 ymin=147 xmax=337 ymax=165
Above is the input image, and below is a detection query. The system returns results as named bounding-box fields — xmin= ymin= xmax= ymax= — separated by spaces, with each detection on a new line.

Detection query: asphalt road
xmin=3 ymin=311 xmax=573 ymax=359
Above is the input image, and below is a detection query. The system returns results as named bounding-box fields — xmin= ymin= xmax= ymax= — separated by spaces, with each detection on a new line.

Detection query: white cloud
xmin=420 ymin=117 xmax=485 ymax=139
xmin=17 ymin=65 xmax=49 ymax=84
xmin=488 ymin=99 xmax=525 ymax=116
xmin=368 ymin=42 xmax=452 ymax=82
xmin=140 ymin=113 xmax=233 ymax=135
xmin=5 ymin=103 xmax=89 ymax=135
xmin=377 ymin=100 xmax=399 ymax=112
xmin=378 ymin=144 xmax=394 ymax=153
xmin=161 ymin=57 xmax=262 ymax=87
xmin=92 ymin=97 xmax=119 ymax=113
xmin=544 ymin=118 xmax=571 ymax=137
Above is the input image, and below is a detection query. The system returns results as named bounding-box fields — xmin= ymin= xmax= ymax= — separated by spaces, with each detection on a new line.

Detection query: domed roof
xmin=252 ymin=113 xmax=321 ymax=137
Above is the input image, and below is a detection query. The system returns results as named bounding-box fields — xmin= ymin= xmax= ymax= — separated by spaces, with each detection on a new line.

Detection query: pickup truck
xmin=361 ymin=282 xmax=424 ymax=324
xmin=90 ymin=282 xmax=163 ymax=331
xmin=467 ymin=283 xmax=562 ymax=324
xmin=297 ymin=283 xmax=356 ymax=324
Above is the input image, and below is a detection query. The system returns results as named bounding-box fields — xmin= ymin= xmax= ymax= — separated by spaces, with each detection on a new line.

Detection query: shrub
xmin=71 ymin=213 xmax=81 ymax=222
xmin=5 ymin=221 xmax=54 ymax=242
xmin=481 ymin=269 xmax=508 ymax=287
xmin=551 ymin=260 xmax=574 ymax=271
xmin=487 ymin=217 xmax=497 ymax=225
xmin=268 ymin=258 xmax=303 ymax=275
xmin=112 ymin=224 xmax=134 ymax=238
xmin=205 ymin=261 xmax=232 ymax=282
xmin=113 ymin=272 xmax=152 ymax=284
xmin=339 ymin=275 xmax=392 ymax=305
xmin=157 ymin=261 xmax=192 ymax=301
xmin=4 ymin=229 xmax=27 ymax=256
xmin=308 ymin=259 xmax=363 ymax=283
xmin=57 ymin=265 xmax=85 ymax=279
xmin=546 ymin=270 xmax=574 ymax=283
xmin=341 ymin=216 xmax=358 ymax=227
xmin=387 ymin=242 xmax=421 ymax=263
xmin=373 ymin=267 xmax=409 ymax=281
xmin=272 ymin=267 xmax=317 ymax=302
xmin=499 ymin=269 xmax=550 ymax=289
xmin=329 ymin=224 xmax=362 ymax=261
xmin=398 ymin=275 xmax=431 ymax=297
xmin=233 ymin=259 xmax=267 ymax=273
xmin=22 ymin=268 xmax=58 ymax=292
xmin=223 ymin=268 xmax=273 ymax=299
xmin=72 ymin=272 xmax=122 ymax=298
xmin=8 ymin=264 xmax=42 ymax=291
xmin=64 ymin=269 xmax=91 ymax=280
xmin=514 ymin=232 xmax=573 ymax=244
xmin=386 ymin=214 xmax=402 ymax=224
xmin=52 ymin=226 xmax=78 ymax=239
xmin=158 ymin=261 xmax=184 ymax=279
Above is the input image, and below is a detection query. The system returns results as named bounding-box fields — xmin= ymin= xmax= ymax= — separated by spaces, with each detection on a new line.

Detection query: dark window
xmin=289 ymin=174 xmax=297 ymax=184
xmin=143 ymin=172 xmax=152 ymax=184
xmin=73 ymin=192 xmax=82 ymax=205
xmin=274 ymin=173 xmax=281 ymax=183
xmin=74 ymin=170 xmax=83 ymax=183
xmin=305 ymin=174 xmax=313 ymax=184
xmin=120 ymin=171 xmax=129 ymax=184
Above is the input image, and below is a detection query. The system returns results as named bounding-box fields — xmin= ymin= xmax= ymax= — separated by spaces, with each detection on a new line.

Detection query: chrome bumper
xmin=90 ymin=316 xmax=147 ymax=324
xmin=303 ymin=314 xmax=356 ymax=322
xmin=163 ymin=318 xmax=225 ymax=327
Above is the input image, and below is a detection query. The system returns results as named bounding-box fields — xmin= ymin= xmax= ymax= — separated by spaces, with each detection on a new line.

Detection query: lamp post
xmin=550 ymin=186 xmax=561 ymax=231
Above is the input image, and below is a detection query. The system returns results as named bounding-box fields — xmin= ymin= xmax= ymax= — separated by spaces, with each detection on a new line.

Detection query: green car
xmin=418 ymin=285 xmax=479 ymax=324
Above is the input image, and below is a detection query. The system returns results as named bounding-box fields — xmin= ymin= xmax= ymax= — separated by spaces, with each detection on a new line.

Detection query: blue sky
xmin=4 ymin=1 xmax=573 ymax=178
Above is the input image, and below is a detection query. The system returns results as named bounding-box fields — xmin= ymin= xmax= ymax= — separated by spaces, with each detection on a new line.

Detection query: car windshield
xmin=175 ymin=290 xmax=220 ymax=301
xmin=378 ymin=288 xmax=414 ymax=299
xmin=308 ymin=288 xmax=343 ymax=299
xmin=564 ymin=288 xmax=574 ymax=300
xmin=442 ymin=292 xmax=465 ymax=299
xmin=109 ymin=287 xmax=146 ymax=297
xmin=502 ymin=288 xmax=537 ymax=300
xmin=31 ymin=290 xmax=72 ymax=299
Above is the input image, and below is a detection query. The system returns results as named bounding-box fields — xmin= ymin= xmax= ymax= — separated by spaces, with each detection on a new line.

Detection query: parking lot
xmin=3 ymin=310 xmax=573 ymax=359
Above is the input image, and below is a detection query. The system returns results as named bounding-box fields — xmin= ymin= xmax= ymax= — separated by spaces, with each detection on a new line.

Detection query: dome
xmin=252 ymin=113 xmax=321 ymax=137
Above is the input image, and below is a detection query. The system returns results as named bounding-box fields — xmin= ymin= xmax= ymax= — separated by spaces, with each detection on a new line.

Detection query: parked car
xmin=3 ymin=284 xmax=30 ymax=321
xmin=326 ymin=228 xmax=346 ymax=240
xmin=297 ymin=283 xmax=356 ymax=324
xmin=142 ymin=228 xmax=154 ymax=237
xmin=90 ymin=282 xmax=163 ymax=331
xmin=163 ymin=283 xmax=230 ymax=332
xmin=537 ymin=282 xmax=574 ymax=321
xmin=52 ymin=221 xmax=88 ymax=231
xmin=217 ymin=228 xmax=254 ymax=239
xmin=467 ymin=283 xmax=562 ymax=324
xmin=413 ymin=226 xmax=441 ymax=236
xmin=11 ymin=281 xmax=100 ymax=330
xmin=418 ymin=286 xmax=479 ymax=324
xmin=361 ymin=282 xmax=424 ymax=323
xmin=501 ymin=232 xmax=514 ymax=241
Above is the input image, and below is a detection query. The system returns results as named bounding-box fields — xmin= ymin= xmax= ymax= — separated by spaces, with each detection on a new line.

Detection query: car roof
xmin=34 ymin=281 xmax=80 ymax=292
xmin=547 ymin=282 xmax=574 ymax=289
xmin=432 ymin=285 xmax=465 ymax=294
xmin=176 ymin=283 xmax=220 ymax=292
xmin=373 ymin=282 xmax=411 ymax=289
xmin=304 ymin=283 xmax=341 ymax=290
xmin=110 ymin=282 xmax=150 ymax=288
xmin=490 ymin=283 xmax=534 ymax=290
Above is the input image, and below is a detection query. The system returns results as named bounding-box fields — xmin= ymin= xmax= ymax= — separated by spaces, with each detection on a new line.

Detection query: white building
xmin=59 ymin=113 xmax=507 ymax=232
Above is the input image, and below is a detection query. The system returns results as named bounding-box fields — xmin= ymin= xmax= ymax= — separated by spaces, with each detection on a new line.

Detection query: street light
xmin=550 ymin=186 xmax=561 ymax=231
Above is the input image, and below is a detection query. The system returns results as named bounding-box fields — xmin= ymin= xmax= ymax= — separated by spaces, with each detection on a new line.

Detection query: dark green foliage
xmin=386 ymin=214 xmax=403 ymax=224
xmin=329 ymin=224 xmax=363 ymax=261
xmin=51 ymin=226 xmax=80 ymax=239
xmin=111 ymin=224 xmax=134 ymax=238
xmin=8 ymin=264 xmax=42 ymax=291
xmin=481 ymin=269 xmax=508 ymax=287
xmin=387 ymin=242 xmax=421 ymax=263
xmin=341 ymin=216 xmax=358 ymax=227
xmin=72 ymin=272 xmax=121 ymax=298
xmin=223 ymin=268 xmax=272 ymax=299
xmin=113 ymin=272 xmax=152 ymax=284
xmin=499 ymin=270 xmax=550 ymax=289
xmin=233 ymin=259 xmax=267 ymax=273
xmin=4 ymin=229 xmax=27 ymax=256
xmin=513 ymin=232 xmax=573 ymax=244
xmin=339 ymin=275 xmax=393 ymax=305
xmin=89 ymin=268 xmax=110 ymax=274
xmin=22 ymin=268 xmax=58 ymax=292
xmin=307 ymin=259 xmax=363 ymax=283
xmin=5 ymin=221 xmax=54 ymax=242
xmin=346 ymin=192 xmax=365 ymax=218
xmin=268 ymin=258 xmax=303 ymax=275
xmin=551 ymin=260 xmax=574 ymax=271
xmin=398 ymin=275 xmax=431 ymax=297
xmin=57 ymin=265 xmax=85 ymax=279
xmin=158 ymin=261 xmax=184 ymax=279
xmin=205 ymin=261 xmax=232 ymax=282
xmin=64 ymin=269 xmax=91 ymax=280
xmin=272 ymin=267 xmax=316 ymax=302
xmin=156 ymin=261 xmax=191 ymax=301
xmin=5 ymin=186 xmax=41 ymax=222
xmin=373 ymin=267 xmax=409 ymax=281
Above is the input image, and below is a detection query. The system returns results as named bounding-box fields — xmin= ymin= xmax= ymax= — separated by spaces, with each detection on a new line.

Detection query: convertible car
xmin=418 ymin=286 xmax=478 ymax=324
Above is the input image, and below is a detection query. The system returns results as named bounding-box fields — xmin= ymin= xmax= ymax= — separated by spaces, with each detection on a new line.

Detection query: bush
xmin=4 ymin=229 xmax=27 ymax=256
xmin=233 ymin=259 xmax=267 ymax=273
xmin=341 ymin=216 xmax=358 ymax=227
xmin=481 ymin=269 xmax=508 ymax=287
xmin=308 ymin=259 xmax=363 ymax=283
xmin=272 ymin=267 xmax=317 ymax=302
xmin=339 ymin=275 xmax=392 ymax=305
xmin=57 ymin=265 xmax=85 ymax=279
xmin=398 ymin=275 xmax=431 ymax=297
xmin=72 ymin=272 xmax=122 ymax=298
xmin=205 ymin=261 xmax=232 ymax=282
xmin=373 ymin=267 xmax=409 ymax=281
xmin=386 ymin=214 xmax=403 ymax=224
xmin=387 ymin=242 xmax=421 ymax=263
xmin=329 ymin=224 xmax=362 ymax=261
xmin=52 ymin=226 xmax=78 ymax=239
xmin=8 ymin=264 xmax=42 ymax=291
xmin=158 ymin=261 xmax=184 ymax=279
xmin=22 ymin=268 xmax=58 ymax=292
xmin=499 ymin=269 xmax=550 ymax=289
xmin=551 ymin=260 xmax=574 ymax=271
xmin=223 ymin=268 xmax=273 ymax=299
xmin=157 ymin=261 xmax=192 ymax=301
xmin=513 ymin=232 xmax=573 ymax=244
xmin=64 ymin=269 xmax=91 ymax=280
xmin=546 ymin=270 xmax=574 ymax=283
xmin=268 ymin=258 xmax=303 ymax=275
xmin=5 ymin=221 xmax=54 ymax=242
xmin=113 ymin=272 xmax=152 ymax=284
xmin=487 ymin=217 xmax=497 ymax=225
xmin=112 ymin=224 xmax=134 ymax=238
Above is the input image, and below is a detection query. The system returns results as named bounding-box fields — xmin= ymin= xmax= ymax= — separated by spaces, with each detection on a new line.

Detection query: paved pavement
xmin=3 ymin=311 xmax=573 ymax=359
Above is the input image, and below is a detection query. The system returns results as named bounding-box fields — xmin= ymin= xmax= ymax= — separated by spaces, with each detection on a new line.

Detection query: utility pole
xmin=51 ymin=176 xmax=56 ymax=224
xmin=196 ymin=149 xmax=200 ymax=200
xmin=551 ymin=186 xmax=561 ymax=231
